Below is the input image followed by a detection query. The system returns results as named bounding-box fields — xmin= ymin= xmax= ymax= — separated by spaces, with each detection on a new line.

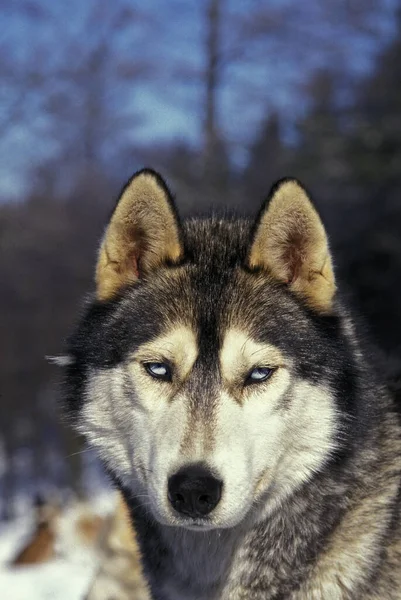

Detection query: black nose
xmin=168 ymin=465 xmax=222 ymax=518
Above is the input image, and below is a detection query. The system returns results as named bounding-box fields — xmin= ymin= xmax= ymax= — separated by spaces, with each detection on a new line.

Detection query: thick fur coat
xmin=63 ymin=171 xmax=401 ymax=599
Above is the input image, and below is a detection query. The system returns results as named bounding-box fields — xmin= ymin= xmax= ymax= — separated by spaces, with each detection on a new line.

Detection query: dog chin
xmin=144 ymin=491 xmax=251 ymax=531
xmin=176 ymin=519 xmax=220 ymax=531
xmin=151 ymin=508 xmax=243 ymax=531
xmin=151 ymin=508 xmax=220 ymax=530
xmin=172 ymin=510 xmax=249 ymax=532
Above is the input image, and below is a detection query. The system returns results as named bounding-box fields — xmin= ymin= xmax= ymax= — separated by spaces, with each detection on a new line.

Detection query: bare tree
xmin=0 ymin=0 xmax=153 ymax=198
xmin=203 ymin=0 xmax=222 ymax=178
xmin=147 ymin=0 xmax=394 ymax=170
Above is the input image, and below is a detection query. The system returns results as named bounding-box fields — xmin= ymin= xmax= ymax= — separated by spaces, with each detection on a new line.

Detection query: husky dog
xmin=63 ymin=170 xmax=401 ymax=599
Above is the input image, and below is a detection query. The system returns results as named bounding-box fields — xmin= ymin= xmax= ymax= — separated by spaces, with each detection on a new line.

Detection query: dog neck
xmin=126 ymin=494 xmax=247 ymax=599
xmin=121 ymin=417 xmax=392 ymax=600
xmin=125 ymin=471 xmax=347 ymax=600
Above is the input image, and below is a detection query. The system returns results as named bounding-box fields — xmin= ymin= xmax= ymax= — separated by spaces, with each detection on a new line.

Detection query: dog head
xmin=64 ymin=170 xmax=355 ymax=531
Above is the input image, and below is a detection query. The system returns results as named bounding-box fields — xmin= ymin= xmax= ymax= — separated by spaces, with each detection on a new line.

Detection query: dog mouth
xmin=146 ymin=493 xmax=252 ymax=531
xmin=148 ymin=502 xmax=219 ymax=530
xmin=173 ymin=517 xmax=216 ymax=531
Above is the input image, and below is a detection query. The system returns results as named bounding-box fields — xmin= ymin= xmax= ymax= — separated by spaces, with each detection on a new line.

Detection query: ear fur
xmin=96 ymin=169 xmax=183 ymax=301
xmin=248 ymin=178 xmax=336 ymax=313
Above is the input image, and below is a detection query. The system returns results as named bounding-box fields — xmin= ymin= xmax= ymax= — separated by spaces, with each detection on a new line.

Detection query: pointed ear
xmin=96 ymin=169 xmax=183 ymax=301
xmin=247 ymin=179 xmax=336 ymax=313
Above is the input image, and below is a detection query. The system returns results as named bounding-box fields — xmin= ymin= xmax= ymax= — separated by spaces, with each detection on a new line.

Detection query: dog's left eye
xmin=245 ymin=367 xmax=274 ymax=385
xmin=144 ymin=362 xmax=172 ymax=382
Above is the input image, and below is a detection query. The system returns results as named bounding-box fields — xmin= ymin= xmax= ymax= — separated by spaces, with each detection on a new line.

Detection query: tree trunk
xmin=203 ymin=0 xmax=222 ymax=183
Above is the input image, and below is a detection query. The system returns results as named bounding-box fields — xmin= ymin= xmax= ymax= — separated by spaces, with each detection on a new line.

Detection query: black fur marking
xmin=62 ymin=206 xmax=401 ymax=600
xmin=65 ymin=217 xmax=366 ymax=444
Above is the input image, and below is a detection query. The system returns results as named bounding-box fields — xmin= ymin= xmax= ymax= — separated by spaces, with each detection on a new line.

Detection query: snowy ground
xmin=0 ymin=492 xmax=116 ymax=600
xmin=0 ymin=558 xmax=95 ymax=600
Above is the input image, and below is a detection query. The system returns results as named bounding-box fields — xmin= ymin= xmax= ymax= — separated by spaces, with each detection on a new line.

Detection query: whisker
xmin=240 ymin=336 xmax=253 ymax=356
xmin=65 ymin=448 xmax=93 ymax=458
xmin=249 ymin=347 xmax=268 ymax=358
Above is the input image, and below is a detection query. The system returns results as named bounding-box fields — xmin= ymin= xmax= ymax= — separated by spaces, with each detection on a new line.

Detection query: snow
xmin=0 ymin=561 xmax=95 ymax=600
xmin=0 ymin=491 xmax=117 ymax=600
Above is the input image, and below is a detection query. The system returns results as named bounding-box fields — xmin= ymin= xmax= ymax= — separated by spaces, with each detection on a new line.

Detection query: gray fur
xmin=63 ymin=174 xmax=401 ymax=599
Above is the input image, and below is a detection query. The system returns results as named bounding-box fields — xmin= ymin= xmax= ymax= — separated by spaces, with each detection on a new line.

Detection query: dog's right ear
xmin=96 ymin=169 xmax=183 ymax=301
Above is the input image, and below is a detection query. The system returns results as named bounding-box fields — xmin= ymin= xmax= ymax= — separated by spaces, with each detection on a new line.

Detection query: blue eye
xmin=245 ymin=367 xmax=274 ymax=385
xmin=144 ymin=362 xmax=172 ymax=382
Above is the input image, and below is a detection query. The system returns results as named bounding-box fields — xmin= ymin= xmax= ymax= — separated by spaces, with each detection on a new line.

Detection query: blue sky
xmin=0 ymin=0 xmax=398 ymax=198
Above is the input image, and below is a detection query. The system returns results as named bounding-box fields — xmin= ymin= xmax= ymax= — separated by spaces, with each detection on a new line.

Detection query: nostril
xmin=198 ymin=494 xmax=210 ymax=505
xmin=169 ymin=490 xmax=186 ymax=514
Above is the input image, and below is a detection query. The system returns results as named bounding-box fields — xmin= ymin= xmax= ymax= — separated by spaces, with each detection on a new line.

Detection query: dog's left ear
xmin=96 ymin=169 xmax=183 ymax=301
xmin=247 ymin=179 xmax=336 ymax=313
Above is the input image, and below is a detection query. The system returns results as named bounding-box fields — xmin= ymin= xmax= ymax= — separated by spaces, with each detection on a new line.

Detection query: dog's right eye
xmin=143 ymin=362 xmax=172 ymax=382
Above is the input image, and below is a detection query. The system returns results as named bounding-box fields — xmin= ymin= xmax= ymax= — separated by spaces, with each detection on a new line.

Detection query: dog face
xmin=64 ymin=171 xmax=353 ymax=531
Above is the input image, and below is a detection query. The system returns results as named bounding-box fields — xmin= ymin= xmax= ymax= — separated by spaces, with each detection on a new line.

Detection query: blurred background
xmin=1 ymin=0 xmax=401 ymax=594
